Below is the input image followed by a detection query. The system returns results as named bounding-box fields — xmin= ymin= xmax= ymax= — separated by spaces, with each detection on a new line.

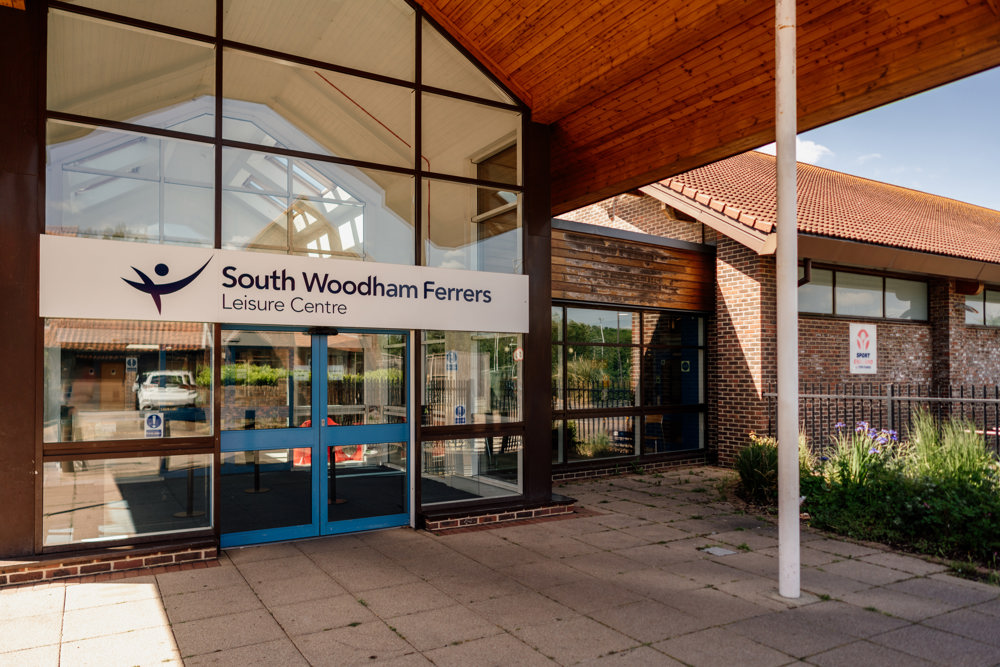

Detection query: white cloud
xmin=857 ymin=153 xmax=882 ymax=165
xmin=755 ymin=137 xmax=833 ymax=165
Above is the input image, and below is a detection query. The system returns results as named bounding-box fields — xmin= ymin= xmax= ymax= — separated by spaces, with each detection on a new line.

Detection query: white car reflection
xmin=136 ymin=371 xmax=198 ymax=410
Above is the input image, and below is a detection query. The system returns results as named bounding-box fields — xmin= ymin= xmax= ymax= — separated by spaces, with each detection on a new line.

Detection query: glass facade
xmin=42 ymin=0 xmax=528 ymax=547
xmin=43 ymin=319 xmax=213 ymax=443
xmin=551 ymin=306 xmax=706 ymax=463
xmin=43 ymin=454 xmax=212 ymax=546
xmin=421 ymin=436 xmax=522 ymax=504
xmin=422 ymin=331 xmax=523 ymax=427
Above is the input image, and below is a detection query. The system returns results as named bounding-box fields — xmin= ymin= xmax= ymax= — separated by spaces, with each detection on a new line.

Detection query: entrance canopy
xmin=417 ymin=0 xmax=1000 ymax=213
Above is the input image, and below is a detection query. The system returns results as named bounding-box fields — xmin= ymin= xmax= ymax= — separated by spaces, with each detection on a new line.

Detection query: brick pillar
xmin=713 ymin=238 xmax=776 ymax=465
xmin=928 ymin=279 xmax=957 ymax=390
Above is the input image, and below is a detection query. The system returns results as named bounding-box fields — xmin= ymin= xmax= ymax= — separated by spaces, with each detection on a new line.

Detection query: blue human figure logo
xmin=123 ymin=259 xmax=211 ymax=314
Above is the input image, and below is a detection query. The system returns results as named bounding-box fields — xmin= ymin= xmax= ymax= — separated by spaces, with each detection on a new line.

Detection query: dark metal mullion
xmin=214 ymin=0 xmax=223 ymax=249
xmin=415 ymin=4 xmax=527 ymax=112
xmin=222 ymin=138 xmax=418 ymax=179
xmin=220 ymin=39 xmax=414 ymax=91
xmin=48 ymin=1 xmax=215 ymax=45
xmin=421 ymin=169 xmax=524 ymax=192
xmin=46 ymin=111 xmax=214 ymax=146
xmin=413 ymin=8 xmax=424 ymax=515
xmin=421 ymin=84 xmax=523 ymax=112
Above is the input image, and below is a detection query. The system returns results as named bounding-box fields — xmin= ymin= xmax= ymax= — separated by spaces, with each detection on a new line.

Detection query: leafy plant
xmin=734 ymin=432 xmax=779 ymax=504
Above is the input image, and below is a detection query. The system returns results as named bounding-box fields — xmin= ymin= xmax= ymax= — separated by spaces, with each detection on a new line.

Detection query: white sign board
xmin=849 ymin=323 xmax=877 ymax=374
xmin=40 ymin=236 xmax=529 ymax=332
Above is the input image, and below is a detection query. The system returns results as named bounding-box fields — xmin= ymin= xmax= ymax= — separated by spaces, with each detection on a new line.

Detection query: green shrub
xmin=734 ymin=433 xmax=779 ymax=504
xmin=801 ymin=414 xmax=1000 ymax=568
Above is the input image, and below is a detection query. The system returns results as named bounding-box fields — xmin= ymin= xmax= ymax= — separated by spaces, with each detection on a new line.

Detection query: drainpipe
xmin=775 ymin=0 xmax=800 ymax=599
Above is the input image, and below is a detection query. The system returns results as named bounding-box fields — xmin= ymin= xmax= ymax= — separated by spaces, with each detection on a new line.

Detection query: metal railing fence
xmin=764 ymin=383 xmax=1000 ymax=454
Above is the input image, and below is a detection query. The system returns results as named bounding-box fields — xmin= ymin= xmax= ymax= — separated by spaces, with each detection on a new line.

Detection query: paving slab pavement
xmin=2 ymin=466 xmax=999 ymax=666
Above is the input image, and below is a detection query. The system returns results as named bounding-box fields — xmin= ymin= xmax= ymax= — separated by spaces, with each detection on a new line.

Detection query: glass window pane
xmin=43 ymin=320 xmax=213 ymax=443
xmin=798 ymin=267 xmax=833 ymax=314
xmin=642 ymin=414 xmax=704 ymax=454
xmin=986 ymin=290 xmax=1000 ymax=327
xmin=835 ymin=272 xmax=882 ymax=317
xmin=564 ymin=417 xmax=635 ymax=462
xmin=422 ymin=331 xmax=522 ymax=427
xmin=552 ymin=420 xmax=563 ymax=464
xmin=552 ymin=307 xmax=563 ymax=343
xmin=327 ymin=333 xmax=406 ymax=425
xmin=329 ymin=442 xmax=406 ymax=520
xmin=421 ymin=20 xmax=514 ymax=104
xmin=641 ymin=349 xmax=703 ymax=407
xmin=43 ymin=454 xmax=212 ymax=546
xmin=220 ymin=449 xmax=312 ymax=534
xmin=966 ymin=294 xmax=985 ymax=325
xmin=222 ymin=148 xmax=414 ymax=263
xmin=48 ymin=11 xmax=215 ymax=135
xmin=552 ymin=344 xmax=563 ymax=411
xmin=565 ymin=347 xmax=637 ymax=410
xmin=423 ymin=179 xmax=521 ymax=273
xmin=566 ymin=308 xmax=631 ymax=344
xmin=223 ymin=50 xmax=414 ymax=168
xmin=58 ymin=1 xmax=216 ymax=34
xmin=422 ymin=93 xmax=520 ymax=185
xmin=885 ymin=278 xmax=927 ymax=320
xmin=421 ymin=436 xmax=522 ymax=504
xmin=46 ymin=122 xmax=214 ymax=246
xmin=222 ymin=330 xmax=311 ymax=430
xmin=223 ymin=0 xmax=415 ymax=81
xmin=644 ymin=313 xmax=704 ymax=346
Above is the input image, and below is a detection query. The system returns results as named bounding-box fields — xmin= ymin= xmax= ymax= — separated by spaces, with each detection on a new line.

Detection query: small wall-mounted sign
xmin=849 ymin=323 xmax=877 ymax=375
xmin=454 ymin=404 xmax=466 ymax=425
xmin=445 ymin=350 xmax=459 ymax=372
xmin=144 ymin=412 xmax=164 ymax=438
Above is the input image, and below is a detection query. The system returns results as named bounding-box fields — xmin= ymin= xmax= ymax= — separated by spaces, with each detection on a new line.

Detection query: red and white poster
xmin=849 ymin=323 xmax=877 ymax=374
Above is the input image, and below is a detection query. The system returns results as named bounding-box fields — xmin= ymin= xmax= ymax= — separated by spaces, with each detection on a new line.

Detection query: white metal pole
xmin=775 ymin=0 xmax=800 ymax=599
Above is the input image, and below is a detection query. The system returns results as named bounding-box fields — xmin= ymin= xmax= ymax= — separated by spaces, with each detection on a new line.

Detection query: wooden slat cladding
xmin=551 ymin=229 xmax=713 ymax=311
xmin=417 ymin=0 xmax=1000 ymax=214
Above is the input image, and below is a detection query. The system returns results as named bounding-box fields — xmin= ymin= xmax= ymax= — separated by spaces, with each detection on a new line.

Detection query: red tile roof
xmin=45 ymin=319 xmax=211 ymax=351
xmin=661 ymin=151 xmax=1000 ymax=263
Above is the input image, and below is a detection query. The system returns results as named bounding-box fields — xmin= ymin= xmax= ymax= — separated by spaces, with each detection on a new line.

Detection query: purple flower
xmin=876 ymin=436 xmax=888 ymax=445
xmin=869 ymin=447 xmax=881 ymax=454
xmin=834 ymin=421 xmax=846 ymax=430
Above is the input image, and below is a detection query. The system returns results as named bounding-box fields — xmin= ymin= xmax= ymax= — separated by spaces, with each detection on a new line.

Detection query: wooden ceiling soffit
xmin=416 ymin=0 xmax=1000 ymax=215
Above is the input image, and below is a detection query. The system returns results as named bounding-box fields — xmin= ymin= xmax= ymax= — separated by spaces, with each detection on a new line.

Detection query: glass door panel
xmin=326 ymin=333 xmax=407 ymax=425
xmin=322 ymin=333 xmax=408 ymax=533
xmin=221 ymin=328 xmax=409 ymax=546
xmin=220 ymin=329 xmax=318 ymax=546
xmin=221 ymin=330 xmax=312 ymax=431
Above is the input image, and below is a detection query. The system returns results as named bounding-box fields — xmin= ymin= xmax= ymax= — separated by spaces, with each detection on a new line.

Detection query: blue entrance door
xmin=219 ymin=328 xmax=409 ymax=547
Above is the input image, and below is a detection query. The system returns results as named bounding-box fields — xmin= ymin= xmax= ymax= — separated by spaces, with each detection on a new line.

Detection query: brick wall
xmin=943 ymin=282 xmax=1000 ymax=385
xmin=560 ymin=193 xmax=714 ymax=245
xmin=798 ymin=317 xmax=933 ymax=385
xmin=713 ymin=238 xmax=775 ymax=464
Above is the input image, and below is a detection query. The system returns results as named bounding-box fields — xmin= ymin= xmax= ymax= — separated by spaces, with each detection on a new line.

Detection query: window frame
xmin=550 ymin=303 xmax=707 ymax=466
xmin=798 ymin=264 xmax=929 ymax=322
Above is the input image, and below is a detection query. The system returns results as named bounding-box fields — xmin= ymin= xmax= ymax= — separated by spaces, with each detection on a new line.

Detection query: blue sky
xmin=758 ymin=65 xmax=1000 ymax=211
